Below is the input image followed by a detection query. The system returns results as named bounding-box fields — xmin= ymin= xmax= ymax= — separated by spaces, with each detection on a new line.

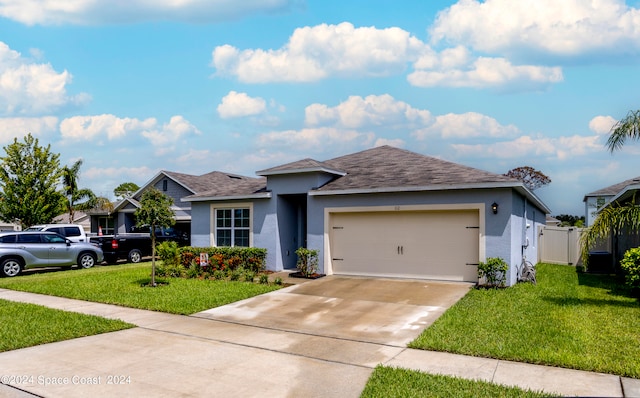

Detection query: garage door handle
xmin=466 ymin=263 xmax=479 ymax=266
xmin=332 ymin=258 xmax=343 ymax=261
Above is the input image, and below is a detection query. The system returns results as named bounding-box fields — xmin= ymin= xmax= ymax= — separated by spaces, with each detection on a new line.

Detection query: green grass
xmin=0 ymin=262 xmax=282 ymax=315
xmin=360 ymin=366 xmax=552 ymax=398
xmin=0 ymin=299 xmax=133 ymax=352
xmin=409 ymin=263 xmax=640 ymax=378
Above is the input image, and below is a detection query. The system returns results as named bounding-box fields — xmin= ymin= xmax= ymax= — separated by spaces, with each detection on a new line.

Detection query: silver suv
xmin=0 ymin=232 xmax=104 ymax=277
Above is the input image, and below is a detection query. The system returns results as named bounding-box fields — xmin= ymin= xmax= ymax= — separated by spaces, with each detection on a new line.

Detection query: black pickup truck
xmin=90 ymin=227 xmax=189 ymax=264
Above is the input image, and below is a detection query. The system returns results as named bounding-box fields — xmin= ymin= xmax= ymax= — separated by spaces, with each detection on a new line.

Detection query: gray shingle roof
xmin=183 ymin=146 xmax=526 ymax=201
xmin=585 ymin=176 xmax=640 ymax=197
xmin=315 ymin=145 xmax=517 ymax=192
xmin=257 ymin=158 xmax=345 ymax=176
xmin=176 ymin=171 xmax=266 ymax=200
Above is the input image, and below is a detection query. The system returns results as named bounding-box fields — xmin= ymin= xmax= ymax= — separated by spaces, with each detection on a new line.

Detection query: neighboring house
xmin=585 ymin=177 xmax=640 ymax=267
xmin=183 ymin=146 xmax=550 ymax=286
xmin=583 ymin=176 xmax=640 ymax=226
xmin=88 ymin=170 xmax=263 ymax=238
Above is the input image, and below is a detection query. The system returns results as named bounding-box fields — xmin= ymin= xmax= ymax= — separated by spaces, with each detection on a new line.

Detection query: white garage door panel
xmin=330 ymin=210 xmax=479 ymax=282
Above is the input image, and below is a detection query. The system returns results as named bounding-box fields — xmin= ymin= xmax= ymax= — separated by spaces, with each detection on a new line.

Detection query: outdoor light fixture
xmin=491 ymin=202 xmax=499 ymax=214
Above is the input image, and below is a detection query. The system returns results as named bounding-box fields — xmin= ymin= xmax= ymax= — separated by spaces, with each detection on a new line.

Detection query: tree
xmin=504 ymin=166 xmax=551 ymax=191
xmin=606 ymin=109 xmax=640 ymax=152
xmin=114 ymin=182 xmax=140 ymax=201
xmin=554 ymin=214 xmax=585 ymax=227
xmin=582 ymin=109 xmax=640 ymax=267
xmin=0 ymin=134 xmax=64 ymax=229
xmin=62 ymin=159 xmax=96 ymax=222
xmin=134 ymin=187 xmax=175 ymax=286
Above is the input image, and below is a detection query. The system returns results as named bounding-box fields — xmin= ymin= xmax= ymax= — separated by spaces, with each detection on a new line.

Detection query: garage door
xmin=329 ymin=210 xmax=479 ymax=282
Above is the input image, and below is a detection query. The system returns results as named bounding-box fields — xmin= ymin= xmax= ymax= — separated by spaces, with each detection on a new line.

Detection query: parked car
xmin=24 ymin=224 xmax=88 ymax=243
xmin=90 ymin=227 xmax=189 ymax=264
xmin=0 ymin=231 xmax=104 ymax=277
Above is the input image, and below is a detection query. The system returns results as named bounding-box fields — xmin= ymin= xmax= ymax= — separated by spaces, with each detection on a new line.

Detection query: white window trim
xmin=210 ymin=202 xmax=253 ymax=247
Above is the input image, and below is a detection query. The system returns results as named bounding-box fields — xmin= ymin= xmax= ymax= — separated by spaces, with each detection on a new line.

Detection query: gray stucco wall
xmin=189 ymin=183 xmax=548 ymax=287
xmin=308 ymin=188 xmax=518 ymax=274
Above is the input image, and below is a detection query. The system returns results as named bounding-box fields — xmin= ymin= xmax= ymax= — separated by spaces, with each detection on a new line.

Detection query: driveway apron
xmin=0 ymin=277 xmax=471 ymax=397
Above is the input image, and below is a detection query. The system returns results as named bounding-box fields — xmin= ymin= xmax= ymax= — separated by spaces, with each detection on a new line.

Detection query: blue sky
xmin=1 ymin=0 xmax=640 ymax=216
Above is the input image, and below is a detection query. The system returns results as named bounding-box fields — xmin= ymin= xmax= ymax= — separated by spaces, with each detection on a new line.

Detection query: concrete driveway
xmin=0 ymin=276 xmax=472 ymax=398
xmin=195 ymin=276 xmax=472 ymax=346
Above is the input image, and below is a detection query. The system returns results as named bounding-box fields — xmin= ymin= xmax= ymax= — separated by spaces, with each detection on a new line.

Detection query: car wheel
xmin=78 ymin=253 xmax=96 ymax=269
xmin=1 ymin=258 xmax=22 ymax=277
xmin=128 ymin=249 xmax=142 ymax=263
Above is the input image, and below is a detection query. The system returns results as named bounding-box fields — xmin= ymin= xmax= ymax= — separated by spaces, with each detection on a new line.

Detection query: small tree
xmin=0 ymin=134 xmax=64 ymax=228
xmin=504 ymin=166 xmax=551 ymax=191
xmin=134 ymin=187 xmax=175 ymax=286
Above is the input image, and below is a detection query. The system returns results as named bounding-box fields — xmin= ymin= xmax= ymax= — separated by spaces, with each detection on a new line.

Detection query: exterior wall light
xmin=491 ymin=202 xmax=499 ymax=214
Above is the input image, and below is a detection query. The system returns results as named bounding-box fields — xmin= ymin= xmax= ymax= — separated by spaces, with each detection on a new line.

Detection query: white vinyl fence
xmin=537 ymin=226 xmax=591 ymax=266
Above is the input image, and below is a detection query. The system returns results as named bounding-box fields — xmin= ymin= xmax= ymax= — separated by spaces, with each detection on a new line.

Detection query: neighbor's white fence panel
xmin=538 ymin=226 xmax=588 ymax=265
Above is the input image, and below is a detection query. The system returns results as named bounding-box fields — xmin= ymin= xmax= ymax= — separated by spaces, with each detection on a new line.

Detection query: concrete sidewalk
xmin=1 ymin=287 xmax=638 ymax=397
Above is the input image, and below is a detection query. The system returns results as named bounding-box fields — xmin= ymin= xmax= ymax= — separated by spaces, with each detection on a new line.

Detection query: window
xmin=162 ymin=179 xmax=168 ymax=191
xmin=0 ymin=234 xmax=16 ymax=243
xmin=42 ymin=234 xmax=66 ymax=244
xmin=17 ymin=234 xmax=42 ymax=243
xmin=63 ymin=227 xmax=81 ymax=237
xmin=98 ymin=217 xmax=114 ymax=235
xmin=215 ymin=207 xmax=250 ymax=247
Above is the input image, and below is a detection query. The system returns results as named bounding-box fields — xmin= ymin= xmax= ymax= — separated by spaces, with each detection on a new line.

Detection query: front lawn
xmin=360 ymin=366 xmax=552 ymax=398
xmin=0 ymin=299 xmax=133 ymax=352
xmin=0 ymin=262 xmax=282 ymax=315
xmin=409 ymin=263 xmax=640 ymax=378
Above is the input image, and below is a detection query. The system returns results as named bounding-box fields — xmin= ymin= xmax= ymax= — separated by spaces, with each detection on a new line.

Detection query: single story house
xmin=87 ymin=170 xmax=256 ymax=238
xmin=584 ymin=177 xmax=640 ymax=269
xmin=183 ymin=146 xmax=550 ymax=286
xmin=583 ymin=176 xmax=640 ymax=226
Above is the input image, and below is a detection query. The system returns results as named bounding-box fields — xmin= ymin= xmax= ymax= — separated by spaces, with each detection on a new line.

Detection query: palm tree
xmin=62 ymin=160 xmax=96 ymax=223
xmin=581 ymin=109 xmax=640 ymax=266
xmin=606 ymin=110 xmax=640 ymax=152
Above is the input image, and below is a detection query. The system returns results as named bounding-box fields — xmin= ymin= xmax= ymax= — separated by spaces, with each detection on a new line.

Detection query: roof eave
xmin=308 ymin=182 xmax=551 ymax=214
xmin=182 ymin=192 xmax=272 ymax=203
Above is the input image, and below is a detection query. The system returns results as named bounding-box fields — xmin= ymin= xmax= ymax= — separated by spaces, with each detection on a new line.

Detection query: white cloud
xmin=305 ymin=94 xmax=431 ymax=128
xmin=0 ymin=116 xmax=58 ymax=142
xmin=408 ymin=56 xmax=563 ymax=89
xmin=452 ymin=134 xmax=602 ymax=161
xmin=217 ymin=91 xmax=267 ymax=119
xmin=60 ymin=114 xmax=200 ymax=149
xmin=589 ymin=115 xmax=617 ymax=135
xmin=430 ymin=0 xmax=640 ymax=57
xmin=0 ymin=42 xmax=88 ymax=116
xmin=212 ymin=22 xmax=425 ymax=83
xmin=0 ymin=0 xmax=299 ymax=25
xmin=212 ymin=23 xmax=563 ymax=90
xmin=141 ymin=115 xmax=201 ymax=147
xmin=60 ymin=114 xmax=156 ymax=141
xmin=256 ymin=127 xmax=375 ymax=152
xmin=413 ymin=112 xmax=519 ymax=139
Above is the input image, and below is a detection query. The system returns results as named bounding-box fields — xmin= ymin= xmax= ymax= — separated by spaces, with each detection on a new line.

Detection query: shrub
xmin=295 ymin=247 xmax=319 ymax=277
xmin=259 ymin=274 xmax=269 ymax=284
xmin=478 ymin=257 xmax=508 ymax=287
xmin=213 ymin=269 xmax=225 ymax=280
xmin=274 ymin=277 xmax=283 ymax=285
xmin=156 ymin=241 xmax=180 ymax=266
xmin=620 ymin=247 xmax=640 ymax=292
xmin=244 ymin=270 xmax=256 ymax=283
